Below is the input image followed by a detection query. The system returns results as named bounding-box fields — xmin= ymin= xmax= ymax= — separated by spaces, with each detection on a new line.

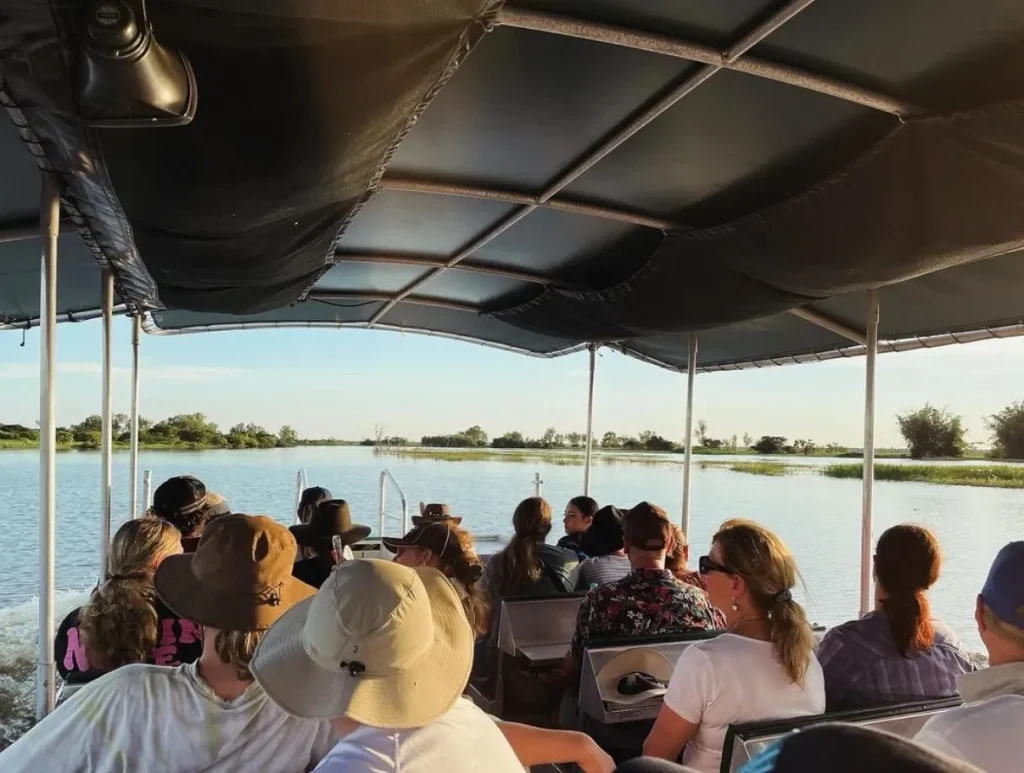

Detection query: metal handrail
xmin=377 ymin=469 xmax=408 ymax=540
xmin=293 ymin=468 xmax=308 ymax=524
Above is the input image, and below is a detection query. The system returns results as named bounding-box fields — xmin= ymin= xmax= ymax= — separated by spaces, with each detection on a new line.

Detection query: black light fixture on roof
xmin=73 ymin=0 xmax=197 ymax=128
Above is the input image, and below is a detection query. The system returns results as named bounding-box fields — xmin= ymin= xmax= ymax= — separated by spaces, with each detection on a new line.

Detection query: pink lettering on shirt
xmin=159 ymin=618 xmax=177 ymax=647
xmin=63 ymin=627 xmax=91 ymax=672
xmin=178 ymin=619 xmax=201 ymax=645
xmin=152 ymin=644 xmax=178 ymax=666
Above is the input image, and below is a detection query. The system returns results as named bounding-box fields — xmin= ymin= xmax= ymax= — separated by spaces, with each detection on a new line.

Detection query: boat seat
xmin=720 ymin=695 xmax=963 ymax=773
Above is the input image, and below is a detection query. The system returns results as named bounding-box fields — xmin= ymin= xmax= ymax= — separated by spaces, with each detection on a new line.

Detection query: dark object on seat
xmin=618 ymin=672 xmax=667 ymax=696
xmin=74 ymin=0 xmax=197 ymax=127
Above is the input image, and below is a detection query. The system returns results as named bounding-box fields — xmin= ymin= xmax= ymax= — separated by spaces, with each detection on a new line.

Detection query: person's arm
xmin=496 ymin=721 xmax=614 ymax=773
xmin=643 ymin=704 xmax=700 ymax=761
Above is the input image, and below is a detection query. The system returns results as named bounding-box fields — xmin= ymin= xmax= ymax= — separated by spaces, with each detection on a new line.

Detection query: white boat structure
xmin=1 ymin=2 xmax=1022 ymax=758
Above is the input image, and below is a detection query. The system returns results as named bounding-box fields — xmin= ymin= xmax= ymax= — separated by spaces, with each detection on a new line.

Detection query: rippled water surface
xmin=1 ymin=446 xmax=1021 ymax=742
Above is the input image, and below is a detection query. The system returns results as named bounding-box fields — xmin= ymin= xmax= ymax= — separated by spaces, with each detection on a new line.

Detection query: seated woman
xmin=817 ymin=524 xmax=974 ymax=710
xmin=557 ymin=495 xmax=599 ymax=555
xmin=484 ymin=496 xmax=580 ymax=599
xmin=575 ymin=505 xmax=630 ymax=589
xmin=384 ymin=520 xmax=488 ymax=635
xmin=643 ymin=519 xmax=825 ymax=773
xmin=54 ymin=517 xmax=202 ymax=702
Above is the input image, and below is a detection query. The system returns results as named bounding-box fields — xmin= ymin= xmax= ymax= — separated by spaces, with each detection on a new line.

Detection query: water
xmin=1 ymin=446 xmax=1021 ymax=742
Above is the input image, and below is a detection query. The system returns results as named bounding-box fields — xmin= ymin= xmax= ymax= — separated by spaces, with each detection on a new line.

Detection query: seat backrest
xmin=498 ymin=593 xmax=587 ymax=655
xmin=720 ymin=696 xmax=963 ymax=773
xmin=578 ymin=631 xmax=721 ymax=724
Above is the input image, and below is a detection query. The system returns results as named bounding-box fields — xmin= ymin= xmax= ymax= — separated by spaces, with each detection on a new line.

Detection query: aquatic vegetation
xmin=822 ymin=463 xmax=1024 ymax=489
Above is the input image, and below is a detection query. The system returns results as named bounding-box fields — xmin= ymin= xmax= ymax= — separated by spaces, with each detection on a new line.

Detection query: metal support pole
xmin=128 ymin=316 xmax=141 ymax=518
xmin=533 ymin=472 xmax=543 ymax=498
xmin=681 ymin=334 xmax=698 ymax=536
xmin=142 ymin=470 xmax=153 ymax=511
xmin=583 ymin=345 xmax=597 ymax=495
xmin=37 ymin=172 xmax=59 ymax=720
xmin=860 ymin=290 xmax=879 ymax=617
xmin=99 ymin=270 xmax=114 ymax=574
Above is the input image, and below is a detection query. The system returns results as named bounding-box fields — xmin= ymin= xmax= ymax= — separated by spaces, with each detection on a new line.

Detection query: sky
xmin=1 ymin=317 xmax=1022 ymax=448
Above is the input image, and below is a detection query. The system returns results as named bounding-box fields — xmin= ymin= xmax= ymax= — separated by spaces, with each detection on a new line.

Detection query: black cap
xmin=152 ymin=475 xmax=207 ymax=519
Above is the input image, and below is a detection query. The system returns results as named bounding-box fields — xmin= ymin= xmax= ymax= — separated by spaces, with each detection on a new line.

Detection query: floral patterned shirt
xmin=569 ymin=568 xmax=724 ymax=659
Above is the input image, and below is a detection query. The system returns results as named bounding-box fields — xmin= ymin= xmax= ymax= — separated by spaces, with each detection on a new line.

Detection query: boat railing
xmin=377 ymin=469 xmax=408 ymax=542
xmin=141 ymin=470 xmax=152 ymax=515
xmin=293 ymin=468 xmax=308 ymax=524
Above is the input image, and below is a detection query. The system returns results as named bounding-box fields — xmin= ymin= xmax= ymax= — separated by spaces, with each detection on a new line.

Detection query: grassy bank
xmin=726 ymin=461 xmax=792 ymax=476
xmin=823 ymin=463 xmax=1024 ymax=489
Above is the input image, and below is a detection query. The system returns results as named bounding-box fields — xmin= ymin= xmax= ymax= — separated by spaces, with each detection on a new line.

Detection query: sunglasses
xmin=698 ymin=555 xmax=733 ymax=575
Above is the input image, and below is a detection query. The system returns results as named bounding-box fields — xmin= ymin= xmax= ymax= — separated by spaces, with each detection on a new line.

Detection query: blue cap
xmin=982 ymin=542 xmax=1024 ymax=630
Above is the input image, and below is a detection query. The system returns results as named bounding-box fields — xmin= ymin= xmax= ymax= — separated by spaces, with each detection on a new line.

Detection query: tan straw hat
xmin=250 ymin=559 xmax=472 ymax=727
xmin=155 ymin=514 xmax=315 ymax=631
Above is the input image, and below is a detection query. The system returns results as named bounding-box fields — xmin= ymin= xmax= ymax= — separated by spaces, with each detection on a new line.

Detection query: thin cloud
xmin=0 ymin=362 xmax=242 ymax=381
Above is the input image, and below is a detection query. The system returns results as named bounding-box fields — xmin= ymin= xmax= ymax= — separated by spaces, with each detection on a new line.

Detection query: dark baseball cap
xmin=982 ymin=541 xmax=1024 ymax=630
xmin=151 ymin=475 xmax=207 ymax=519
xmin=622 ymin=502 xmax=672 ymax=551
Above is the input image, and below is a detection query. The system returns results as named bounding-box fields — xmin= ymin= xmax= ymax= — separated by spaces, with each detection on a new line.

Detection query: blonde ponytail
xmin=714 ymin=519 xmax=814 ymax=685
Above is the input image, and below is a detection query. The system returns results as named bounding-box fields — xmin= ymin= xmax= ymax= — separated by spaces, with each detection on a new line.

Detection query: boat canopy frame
xmin=3 ymin=0 xmax=1024 ymax=720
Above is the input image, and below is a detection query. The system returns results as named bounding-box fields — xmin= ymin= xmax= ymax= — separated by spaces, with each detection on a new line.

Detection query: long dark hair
xmin=875 ymin=525 xmax=940 ymax=657
xmin=568 ymin=495 xmax=599 ymax=520
xmin=497 ymin=497 xmax=552 ymax=592
xmin=582 ymin=505 xmax=624 ymax=557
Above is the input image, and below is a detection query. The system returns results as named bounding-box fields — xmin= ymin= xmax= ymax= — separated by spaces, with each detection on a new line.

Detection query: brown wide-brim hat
xmin=156 ymin=513 xmax=316 ymax=631
xmin=411 ymin=502 xmax=462 ymax=527
xmin=290 ymin=499 xmax=371 ymax=548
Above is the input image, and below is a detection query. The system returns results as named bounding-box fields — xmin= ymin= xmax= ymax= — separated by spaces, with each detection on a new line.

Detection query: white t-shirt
xmin=314 ymin=697 xmax=523 ymax=773
xmin=915 ymin=694 xmax=1024 ymax=773
xmin=0 ymin=662 xmax=334 ymax=773
xmin=662 ymin=633 xmax=825 ymax=773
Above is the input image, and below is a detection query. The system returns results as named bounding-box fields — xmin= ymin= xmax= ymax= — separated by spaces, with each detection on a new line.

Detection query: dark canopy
xmin=2 ymin=0 xmax=1024 ymax=370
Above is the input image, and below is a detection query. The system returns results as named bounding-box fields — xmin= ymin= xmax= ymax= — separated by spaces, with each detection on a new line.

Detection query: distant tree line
xmin=0 ymin=413 xmax=304 ymax=450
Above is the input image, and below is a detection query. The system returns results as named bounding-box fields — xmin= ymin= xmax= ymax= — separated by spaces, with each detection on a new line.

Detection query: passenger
xmin=383 ymin=520 xmax=488 ymax=635
xmin=484 ymin=496 xmax=580 ymax=598
xmin=817 ymin=524 xmax=974 ymax=709
xmin=54 ymin=517 xmax=201 ymax=703
xmin=566 ymin=502 xmax=722 ymax=680
xmin=1 ymin=514 xmax=332 ymax=773
xmin=297 ymin=485 xmax=332 ymax=525
xmin=575 ymin=505 xmax=631 ymax=590
xmin=204 ymin=490 xmax=231 ymax=519
xmin=666 ymin=524 xmax=705 ymax=590
xmin=643 ymin=518 xmax=824 ymax=772
xmin=413 ymin=501 xmax=463 ymax=526
xmin=558 ymin=495 xmax=599 ymax=554
xmin=149 ymin=473 xmax=210 ymax=552
xmin=290 ymin=499 xmax=371 ymax=588
xmin=914 ymin=541 xmax=1024 ymax=773
xmin=250 ymin=559 xmax=526 ymax=773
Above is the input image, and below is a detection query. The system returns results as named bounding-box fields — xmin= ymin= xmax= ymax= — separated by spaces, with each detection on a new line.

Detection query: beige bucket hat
xmin=596 ymin=647 xmax=673 ymax=706
xmin=250 ymin=558 xmax=472 ymax=728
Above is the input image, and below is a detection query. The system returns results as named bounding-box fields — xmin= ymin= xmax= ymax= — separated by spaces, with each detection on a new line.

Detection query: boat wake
xmin=0 ymin=590 xmax=90 ymax=750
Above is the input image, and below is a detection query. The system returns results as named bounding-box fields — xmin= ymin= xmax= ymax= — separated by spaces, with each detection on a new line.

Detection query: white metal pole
xmin=142 ymin=469 xmax=153 ymax=512
xmin=860 ymin=290 xmax=879 ymax=617
xmin=294 ymin=469 xmax=305 ymax=524
xmin=681 ymin=334 xmax=697 ymax=536
xmin=99 ymin=270 xmax=114 ymax=574
xmin=533 ymin=472 xmax=543 ymax=498
xmin=583 ymin=344 xmax=597 ymax=495
xmin=37 ymin=172 xmax=59 ymax=720
xmin=128 ymin=316 xmax=141 ymax=518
